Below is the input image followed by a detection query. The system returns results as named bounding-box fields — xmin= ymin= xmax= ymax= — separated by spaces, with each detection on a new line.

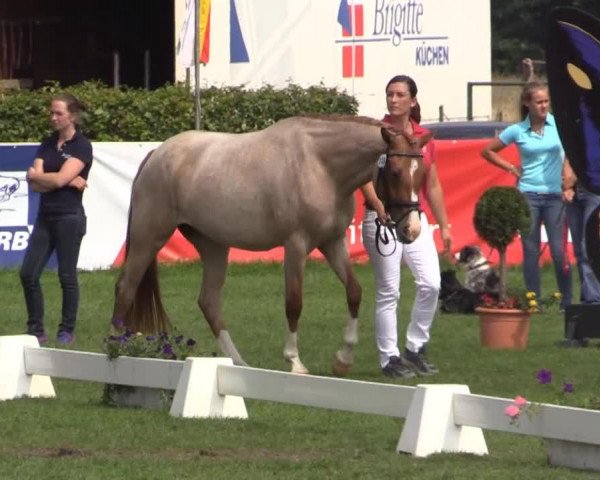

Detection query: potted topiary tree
xmin=473 ymin=186 xmax=532 ymax=349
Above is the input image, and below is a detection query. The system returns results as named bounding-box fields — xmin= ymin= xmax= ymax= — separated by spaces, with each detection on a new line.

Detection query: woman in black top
xmin=21 ymin=93 xmax=93 ymax=346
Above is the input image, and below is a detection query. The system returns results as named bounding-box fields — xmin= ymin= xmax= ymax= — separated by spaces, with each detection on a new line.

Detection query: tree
xmin=473 ymin=187 xmax=531 ymax=302
xmin=491 ymin=0 xmax=600 ymax=74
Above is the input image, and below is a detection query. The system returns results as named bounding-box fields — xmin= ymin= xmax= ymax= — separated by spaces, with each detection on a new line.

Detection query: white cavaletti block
xmin=170 ymin=357 xmax=248 ymax=419
xmin=547 ymin=439 xmax=600 ymax=471
xmin=0 ymin=335 xmax=55 ymax=401
xmin=397 ymin=384 xmax=488 ymax=457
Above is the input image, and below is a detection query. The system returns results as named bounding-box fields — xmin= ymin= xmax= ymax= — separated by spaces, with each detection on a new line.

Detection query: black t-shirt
xmin=35 ymin=130 xmax=93 ymax=215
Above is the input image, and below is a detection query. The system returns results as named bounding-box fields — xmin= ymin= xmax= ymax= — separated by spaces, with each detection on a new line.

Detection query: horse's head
xmin=379 ymin=125 xmax=430 ymax=244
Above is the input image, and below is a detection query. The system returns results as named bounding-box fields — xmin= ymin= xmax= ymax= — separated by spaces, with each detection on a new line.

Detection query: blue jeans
xmin=521 ymin=192 xmax=572 ymax=307
xmin=20 ymin=213 xmax=87 ymax=336
xmin=566 ymin=185 xmax=600 ymax=303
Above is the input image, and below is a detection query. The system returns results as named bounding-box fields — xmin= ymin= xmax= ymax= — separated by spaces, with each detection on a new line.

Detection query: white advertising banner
xmin=175 ymin=0 xmax=492 ymax=122
xmin=80 ymin=143 xmax=161 ymax=270
xmin=1 ymin=139 xmax=561 ymax=271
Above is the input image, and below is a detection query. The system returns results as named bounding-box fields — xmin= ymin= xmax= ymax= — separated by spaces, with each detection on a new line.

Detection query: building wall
xmin=0 ymin=0 xmax=175 ymax=88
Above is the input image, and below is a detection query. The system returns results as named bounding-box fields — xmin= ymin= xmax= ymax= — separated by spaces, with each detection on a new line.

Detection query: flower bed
xmin=101 ymin=330 xmax=207 ymax=407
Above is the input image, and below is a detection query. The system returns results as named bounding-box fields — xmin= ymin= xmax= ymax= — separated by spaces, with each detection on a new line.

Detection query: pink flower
xmin=513 ymin=395 xmax=527 ymax=407
xmin=504 ymin=404 xmax=520 ymax=418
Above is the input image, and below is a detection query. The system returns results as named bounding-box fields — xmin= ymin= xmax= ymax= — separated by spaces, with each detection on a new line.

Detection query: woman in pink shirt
xmin=361 ymin=75 xmax=451 ymax=379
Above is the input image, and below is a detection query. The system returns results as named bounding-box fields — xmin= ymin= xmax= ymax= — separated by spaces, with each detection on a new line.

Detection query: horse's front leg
xmin=319 ymin=236 xmax=362 ymax=376
xmin=192 ymin=237 xmax=247 ymax=366
xmin=283 ymin=237 xmax=310 ymax=374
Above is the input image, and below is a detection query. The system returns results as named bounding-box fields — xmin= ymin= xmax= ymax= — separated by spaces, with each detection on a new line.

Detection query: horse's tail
xmin=123 ymin=259 xmax=170 ymax=335
xmin=117 ymin=149 xmax=171 ymax=335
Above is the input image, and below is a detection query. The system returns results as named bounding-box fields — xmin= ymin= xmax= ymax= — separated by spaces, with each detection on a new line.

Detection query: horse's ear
xmin=417 ymin=132 xmax=434 ymax=148
xmin=380 ymin=122 xmax=394 ymax=142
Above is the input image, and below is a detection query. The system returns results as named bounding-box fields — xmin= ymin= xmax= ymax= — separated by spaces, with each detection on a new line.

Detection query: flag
xmin=230 ymin=0 xmax=249 ymax=63
xmin=199 ymin=0 xmax=211 ymax=64
xmin=177 ymin=0 xmax=211 ymax=68
xmin=337 ymin=0 xmax=352 ymax=35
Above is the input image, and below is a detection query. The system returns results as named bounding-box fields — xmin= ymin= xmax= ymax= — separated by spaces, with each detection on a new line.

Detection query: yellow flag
xmin=199 ymin=0 xmax=211 ymax=64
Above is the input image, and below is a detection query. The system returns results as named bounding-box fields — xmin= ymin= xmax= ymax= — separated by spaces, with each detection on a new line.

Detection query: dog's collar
xmin=466 ymin=260 xmax=489 ymax=271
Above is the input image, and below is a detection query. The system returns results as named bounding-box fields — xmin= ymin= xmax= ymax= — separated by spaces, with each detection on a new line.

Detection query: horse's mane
xmin=299 ymin=114 xmax=384 ymax=128
xmin=294 ymin=114 xmax=411 ymax=139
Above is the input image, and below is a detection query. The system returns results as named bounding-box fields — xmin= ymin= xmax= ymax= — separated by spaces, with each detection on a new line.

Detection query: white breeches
xmin=362 ymin=209 xmax=441 ymax=367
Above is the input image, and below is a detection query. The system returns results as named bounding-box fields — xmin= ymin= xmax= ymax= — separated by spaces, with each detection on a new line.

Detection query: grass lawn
xmin=0 ymin=261 xmax=598 ymax=479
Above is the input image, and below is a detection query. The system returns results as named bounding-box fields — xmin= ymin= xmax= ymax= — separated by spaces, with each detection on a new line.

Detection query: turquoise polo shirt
xmin=498 ymin=113 xmax=564 ymax=194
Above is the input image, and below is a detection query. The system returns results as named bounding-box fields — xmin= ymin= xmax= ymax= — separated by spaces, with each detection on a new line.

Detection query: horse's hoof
xmin=332 ymin=353 xmax=352 ymax=377
xmin=111 ymin=317 xmax=125 ymax=330
xmin=291 ymin=365 xmax=310 ymax=375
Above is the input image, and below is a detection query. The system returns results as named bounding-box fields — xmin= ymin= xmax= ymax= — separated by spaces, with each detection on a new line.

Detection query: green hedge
xmin=0 ymin=81 xmax=358 ymax=142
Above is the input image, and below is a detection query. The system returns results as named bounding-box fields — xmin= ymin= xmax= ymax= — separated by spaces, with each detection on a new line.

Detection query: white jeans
xmin=362 ymin=209 xmax=441 ymax=367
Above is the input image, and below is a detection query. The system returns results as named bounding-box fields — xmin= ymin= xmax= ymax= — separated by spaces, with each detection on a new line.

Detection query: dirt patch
xmin=0 ymin=447 xmax=87 ymax=459
xmin=0 ymin=445 xmax=327 ymax=462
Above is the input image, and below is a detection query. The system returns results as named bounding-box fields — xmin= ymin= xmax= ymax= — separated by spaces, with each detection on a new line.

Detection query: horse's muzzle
xmin=396 ymin=230 xmax=416 ymax=245
xmin=396 ymin=226 xmax=417 ymax=244
xmin=388 ymin=205 xmax=421 ymax=244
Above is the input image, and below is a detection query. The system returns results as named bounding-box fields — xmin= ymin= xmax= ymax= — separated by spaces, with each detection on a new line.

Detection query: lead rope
xmin=375 ymin=217 xmax=398 ymax=257
xmin=374 ymin=159 xmax=398 ymax=257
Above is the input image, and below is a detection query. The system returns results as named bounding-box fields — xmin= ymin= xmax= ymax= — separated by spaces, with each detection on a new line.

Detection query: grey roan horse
xmin=112 ymin=115 xmax=429 ymax=375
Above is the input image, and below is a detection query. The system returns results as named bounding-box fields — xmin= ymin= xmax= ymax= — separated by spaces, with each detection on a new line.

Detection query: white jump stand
xmin=0 ymin=335 xmax=55 ymax=401
xmin=397 ymin=384 xmax=488 ymax=457
xmin=170 ymin=357 xmax=248 ymax=419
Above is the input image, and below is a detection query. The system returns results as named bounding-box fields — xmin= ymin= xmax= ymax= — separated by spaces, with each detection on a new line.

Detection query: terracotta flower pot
xmin=476 ymin=307 xmax=531 ymax=350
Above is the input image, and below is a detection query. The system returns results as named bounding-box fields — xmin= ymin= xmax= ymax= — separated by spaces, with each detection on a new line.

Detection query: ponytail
xmin=410 ymin=102 xmax=421 ymax=124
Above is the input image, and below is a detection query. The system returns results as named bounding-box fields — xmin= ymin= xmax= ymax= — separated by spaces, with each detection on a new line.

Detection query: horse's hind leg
xmin=318 ymin=235 xmax=362 ymax=376
xmin=113 ymin=203 xmax=178 ymax=331
xmin=179 ymin=226 xmax=247 ymax=366
xmin=283 ymin=237 xmax=310 ymax=374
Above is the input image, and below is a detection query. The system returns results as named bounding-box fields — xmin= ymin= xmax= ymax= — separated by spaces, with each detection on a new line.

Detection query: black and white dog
xmin=455 ymin=245 xmax=500 ymax=296
xmin=439 ymin=269 xmax=480 ymax=313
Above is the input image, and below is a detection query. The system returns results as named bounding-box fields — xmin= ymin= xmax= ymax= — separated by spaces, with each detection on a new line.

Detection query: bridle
xmin=374 ymin=148 xmax=423 ymax=256
xmin=384 ymin=150 xmax=422 ymax=218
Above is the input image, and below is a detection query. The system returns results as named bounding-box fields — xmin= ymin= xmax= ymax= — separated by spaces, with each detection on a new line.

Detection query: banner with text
xmin=0 ymin=140 xmax=565 ymax=270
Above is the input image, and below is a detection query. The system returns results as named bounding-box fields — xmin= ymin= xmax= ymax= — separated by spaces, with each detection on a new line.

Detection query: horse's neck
xmin=318 ymin=124 xmax=386 ymax=194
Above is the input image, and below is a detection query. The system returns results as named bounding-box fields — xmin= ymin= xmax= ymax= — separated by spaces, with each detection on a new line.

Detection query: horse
xmin=112 ymin=115 xmax=429 ymax=375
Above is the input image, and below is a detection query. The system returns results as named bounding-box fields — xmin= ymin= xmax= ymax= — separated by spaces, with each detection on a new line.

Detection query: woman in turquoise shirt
xmin=481 ymin=81 xmax=572 ymax=310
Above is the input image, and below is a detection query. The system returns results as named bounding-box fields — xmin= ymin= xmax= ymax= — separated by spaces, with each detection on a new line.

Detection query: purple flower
xmin=146 ymin=335 xmax=156 ymax=342
xmin=112 ymin=317 xmax=124 ymax=329
xmin=162 ymin=344 xmax=173 ymax=356
xmin=125 ymin=329 xmax=134 ymax=338
xmin=186 ymin=338 xmax=197 ymax=347
xmin=118 ymin=335 xmax=127 ymax=344
xmin=175 ymin=335 xmax=184 ymax=344
xmin=563 ymin=382 xmax=574 ymax=393
xmin=536 ymin=368 xmax=552 ymax=384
